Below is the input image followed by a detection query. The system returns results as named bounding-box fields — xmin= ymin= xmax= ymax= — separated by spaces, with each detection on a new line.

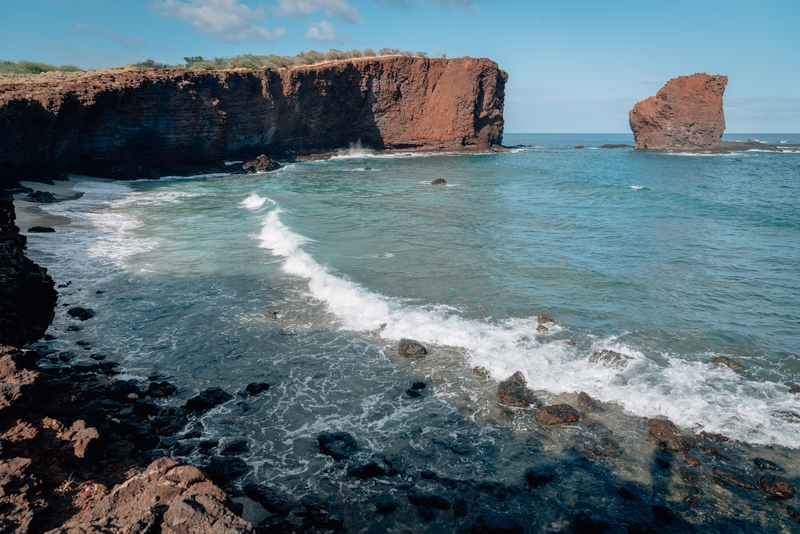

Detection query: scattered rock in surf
xmin=298 ymin=495 xmax=344 ymax=530
xmin=709 ymin=355 xmax=746 ymax=372
xmin=574 ymin=144 xmax=585 ymax=149
xmin=267 ymin=310 xmax=278 ymax=318
xmin=183 ymin=387 xmax=233 ymax=415
xmin=411 ymin=381 xmax=426 ymax=390
xmin=536 ymin=324 xmax=549 ymax=334
xmin=317 ymin=431 xmax=357 ymax=460
xmin=406 ymin=380 xmax=426 ymax=398
xmin=348 ymin=461 xmax=387 ymax=479
xmin=76 ymin=340 xmax=91 ymax=348
xmin=758 ymin=476 xmax=795 ymax=499
xmin=713 ymin=467 xmax=757 ymax=490
xmin=497 ymin=379 xmax=539 ymax=408
xmin=453 ymin=499 xmax=469 ymax=517
xmin=66 ymin=325 xmax=82 ymax=332
xmin=771 ymin=410 xmax=800 ymax=424
xmin=699 ymin=443 xmax=727 ymax=460
xmin=364 ymin=166 xmax=373 ymax=171
xmin=67 ymin=307 xmax=95 ymax=321
xmin=680 ymin=467 xmax=697 ymax=483
xmin=574 ymin=436 xmax=623 ymax=459
xmin=787 ymin=506 xmax=800 ymax=523
xmin=578 ymin=392 xmax=603 ymax=412
xmin=789 ymin=384 xmax=800 ymax=394
xmin=244 ymin=382 xmax=270 ymax=396
xmin=473 ymin=366 xmax=489 ymax=378
xmin=753 ymin=458 xmax=783 ymax=471
xmin=472 ymin=511 xmax=523 ymax=534
xmin=383 ymin=454 xmax=409 ymax=475
xmin=244 ymin=482 xmax=293 ymax=516
xmin=684 ymin=454 xmax=700 ymax=467
xmin=566 ymin=339 xmax=576 ymax=346
xmin=652 ymin=505 xmax=679 ymax=525
xmin=398 ymin=338 xmax=427 ymax=357
xmin=598 ymin=144 xmax=633 ymax=149
xmin=242 ymin=154 xmax=282 ymax=173
xmin=27 ymin=226 xmax=55 ymax=233
xmin=146 ymin=380 xmax=177 ymax=398
xmin=618 ymin=487 xmax=637 ymax=500
xmin=648 ymin=419 xmax=696 ymax=451
xmin=406 ymin=388 xmax=422 ymax=398
xmin=408 ymin=492 xmax=450 ymax=510
xmin=203 ymin=456 xmax=249 ymax=487
xmin=537 ymin=313 xmax=553 ymax=324
xmin=536 ymin=404 xmax=582 ymax=425
xmin=374 ymin=495 xmax=399 ymax=514
xmin=589 ymin=349 xmax=631 ymax=370
xmin=524 ymin=466 xmax=556 ymax=488
xmin=281 ymin=328 xmax=293 ymax=335
xmin=27 ymin=191 xmax=58 ymax=203
xmin=430 ymin=178 xmax=447 ymax=185
xmin=508 ymin=370 xmax=526 ymax=386
xmin=697 ymin=431 xmax=728 ymax=442
xmin=221 ymin=439 xmax=249 ymax=456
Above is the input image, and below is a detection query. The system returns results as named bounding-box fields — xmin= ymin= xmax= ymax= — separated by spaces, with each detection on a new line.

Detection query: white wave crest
xmin=241 ymin=193 xmax=269 ymax=210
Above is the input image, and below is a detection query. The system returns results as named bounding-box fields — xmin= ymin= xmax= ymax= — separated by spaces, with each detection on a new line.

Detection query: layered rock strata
xmin=629 ymin=73 xmax=727 ymax=150
xmin=0 ymin=57 xmax=508 ymax=187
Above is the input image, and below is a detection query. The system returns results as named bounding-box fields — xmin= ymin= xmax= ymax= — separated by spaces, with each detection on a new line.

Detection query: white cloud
xmin=74 ymin=23 xmax=145 ymax=53
xmin=272 ymin=0 xmax=362 ymax=23
xmin=152 ymin=0 xmax=285 ymax=43
xmin=304 ymin=19 xmax=349 ymax=42
xmin=373 ymin=0 xmax=475 ymax=9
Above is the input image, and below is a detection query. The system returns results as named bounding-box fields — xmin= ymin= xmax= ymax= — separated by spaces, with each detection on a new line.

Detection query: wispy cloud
xmin=305 ymin=19 xmax=349 ymax=42
xmin=272 ymin=0 xmax=363 ymax=23
xmin=73 ymin=23 xmax=145 ymax=53
xmin=152 ymin=0 xmax=285 ymax=43
xmin=373 ymin=0 xmax=476 ymax=11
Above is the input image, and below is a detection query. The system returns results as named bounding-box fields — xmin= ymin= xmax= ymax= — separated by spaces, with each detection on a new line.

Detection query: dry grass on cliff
xmin=0 ymin=66 xmax=140 ymax=86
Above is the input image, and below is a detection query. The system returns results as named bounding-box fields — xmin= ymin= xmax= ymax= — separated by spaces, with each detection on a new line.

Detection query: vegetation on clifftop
xmin=0 ymin=60 xmax=82 ymax=74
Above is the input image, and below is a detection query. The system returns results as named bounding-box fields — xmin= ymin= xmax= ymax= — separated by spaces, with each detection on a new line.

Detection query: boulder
xmin=317 ymin=431 xmax=357 ymax=460
xmin=710 ymin=355 xmax=746 ymax=372
xmin=203 ymin=456 xmax=250 ymax=487
xmin=244 ymin=382 xmax=270 ymax=396
xmin=374 ymin=494 xmax=399 ymax=514
xmin=577 ymin=391 xmax=603 ymax=412
xmin=398 ymin=338 xmax=427 ymax=357
xmin=27 ymin=226 xmax=55 ymax=233
xmin=67 ymin=307 xmax=95 ymax=321
xmin=242 ymin=155 xmax=282 ymax=174
xmin=713 ymin=467 xmax=756 ymax=489
xmin=629 ymin=73 xmax=728 ymax=150
xmin=430 ymin=178 xmax=447 ymax=185
xmin=244 ymin=482 xmax=293 ymax=516
xmin=758 ymin=476 xmax=795 ymax=499
xmin=753 ymin=458 xmax=783 ymax=471
xmin=183 ymin=387 xmax=233 ymax=415
xmin=26 ymin=191 xmax=58 ymax=203
xmin=574 ymin=144 xmax=585 ymax=149
xmin=497 ymin=379 xmax=539 ymax=408
xmin=589 ymin=349 xmax=631 ymax=370
xmin=535 ymin=404 xmax=582 ymax=424
xmin=408 ymin=492 xmax=450 ymax=510
xmin=648 ymin=419 xmax=696 ymax=451
xmin=146 ymin=380 xmax=177 ymax=398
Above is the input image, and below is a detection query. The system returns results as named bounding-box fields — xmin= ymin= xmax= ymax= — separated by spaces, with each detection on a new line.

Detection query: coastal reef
xmin=0 ymin=56 xmax=507 ymax=187
xmin=629 ymin=73 xmax=727 ymax=150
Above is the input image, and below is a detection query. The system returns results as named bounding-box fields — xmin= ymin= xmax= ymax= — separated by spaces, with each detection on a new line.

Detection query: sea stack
xmin=629 ymin=73 xmax=727 ymax=150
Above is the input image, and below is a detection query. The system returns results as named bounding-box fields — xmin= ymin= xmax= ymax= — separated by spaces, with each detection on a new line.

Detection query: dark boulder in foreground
xmin=27 ymin=226 xmax=55 ymax=233
xmin=430 ymin=178 xmax=447 ymax=185
xmin=183 ymin=387 xmax=233 ymax=414
xmin=67 ymin=306 xmax=95 ymax=321
xmin=536 ymin=404 xmax=582 ymax=424
xmin=318 ymin=431 xmax=358 ymax=460
xmin=204 ymin=456 xmax=250 ymax=487
xmin=398 ymin=338 xmax=427 ymax=357
xmin=244 ymin=482 xmax=293 ymax=516
xmin=243 ymin=154 xmax=282 ymax=174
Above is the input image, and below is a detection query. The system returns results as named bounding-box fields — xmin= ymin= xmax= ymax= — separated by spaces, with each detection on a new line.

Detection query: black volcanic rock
xmin=183 ymin=387 xmax=233 ymax=415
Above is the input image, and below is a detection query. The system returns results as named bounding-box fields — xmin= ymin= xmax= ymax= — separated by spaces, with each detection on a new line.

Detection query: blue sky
xmin=2 ymin=0 xmax=798 ymax=133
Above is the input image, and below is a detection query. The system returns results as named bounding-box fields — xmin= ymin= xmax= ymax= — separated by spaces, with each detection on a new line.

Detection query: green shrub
xmin=0 ymin=60 xmax=84 ymax=74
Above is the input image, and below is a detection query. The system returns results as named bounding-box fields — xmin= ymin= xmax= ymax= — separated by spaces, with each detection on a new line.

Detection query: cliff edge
xmin=629 ymin=73 xmax=727 ymax=150
xmin=0 ymin=56 xmax=507 ymax=187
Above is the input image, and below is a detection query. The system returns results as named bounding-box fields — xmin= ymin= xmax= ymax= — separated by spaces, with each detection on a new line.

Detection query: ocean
xmin=25 ymin=133 xmax=800 ymax=530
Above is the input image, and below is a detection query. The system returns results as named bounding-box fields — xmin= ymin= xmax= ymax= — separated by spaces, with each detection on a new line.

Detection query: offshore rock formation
xmin=0 ymin=192 xmax=57 ymax=346
xmin=629 ymin=73 xmax=727 ymax=150
xmin=0 ymin=56 xmax=508 ymax=187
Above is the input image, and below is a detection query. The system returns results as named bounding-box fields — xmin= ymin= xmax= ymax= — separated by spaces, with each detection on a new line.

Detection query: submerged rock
xmin=408 ymin=492 xmax=450 ymax=510
xmin=537 ymin=313 xmax=553 ymax=324
xmin=374 ymin=494 xmax=399 ymax=514
xmin=589 ymin=349 xmax=631 ymax=369
xmin=244 ymin=382 xmax=270 ymax=396
xmin=754 ymin=457 xmax=783 ymax=471
xmin=430 ymin=178 xmax=447 ymax=185
xmin=183 ymin=387 xmax=233 ymax=415
xmin=242 ymin=154 xmax=282 ymax=173
xmin=574 ymin=144 xmax=585 ymax=149
xmin=577 ymin=391 xmax=603 ymax=412
xmin=536 ymin=324 xmax=549 ymax=334
xmin=244 ymin=482 xmax=293 ymax=516
xmin=758 ymin=475 xmax=795 ymax=499
xmin=67 ymin=306 xmax=95 ymax=321
xmin=398 ymin=338 xmax=427 ymax=357
xmin=524 ymin=466 xmax=556 ymax=488
xmin=710 ymin=355 xmax=746 ymax=372
xmin=472 ymin=511 xmax=523 ymax=534
xmin=713 ymin=467 xmax=756 ymax=489
xmin=317 ymin=431 xmax=357 ymax=460
xmin=146 ymin=380 xmax=177 ymax=398
xmin=648 ymin=419 xmax=696 ymax=451
xmin=27 ymin=226 xmax=55 ymax=233
xmin=535 ymin=404 xmax=582 ymax=424
xmin=473 ymin=366 xmax=489 ymax=378
xmin=497 ymin=379 xmax=539 ymax=408
xmin=789 ymin=384 xmax=800 ymax=394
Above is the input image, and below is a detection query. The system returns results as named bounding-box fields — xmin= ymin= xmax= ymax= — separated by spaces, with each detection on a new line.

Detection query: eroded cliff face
xmin=0 ymin=56 xmax=507 ymax=186
xmin=629 ymin=73 xmax=727 ymax=150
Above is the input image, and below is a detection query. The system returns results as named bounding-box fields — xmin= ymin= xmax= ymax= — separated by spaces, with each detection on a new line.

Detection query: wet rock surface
xmin=183 ymin=386 xmax=233 ymax=414
xmin=398 ymin=338 xmax=427 ymax=357
xmin=317 ymin=431 xmax=358 ymax=460
xmin=497 ymin=379 xmax=539 ymax=408
xmin=535 ymin=404 xmax=582 ymax=425
xmin=430 ymin=178 xmax=447 ymax=185
xmin=648 ymin=418 xmax=696 ymax=451
xmin=243 ymin=154 xmax=282 ymax=174
xmin=589 ymin=349 xmax=631 ymax=369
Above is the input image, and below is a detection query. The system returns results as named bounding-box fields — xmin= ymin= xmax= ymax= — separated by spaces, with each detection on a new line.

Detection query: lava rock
xmin=406 ymin=388 xmax=422 ymax=398
xmin=398 ymin=338 xmax=427 ymax=357
xmin=524 ymin=466 xmax=556 ymax=488
xmin=788 ymin=506 xmax=800 ymax=523
xmin=183 ymin=387 xmax=233 ymax=415
xmin=348 ymin=461 xmax=387 ymax=479
xmin=430 ymin=178 xmax=447 ymax=185
xmin=67 ymin=306 xmax=95 ymax=321
xmin=758 ymin=475 xmax=795 ymax=499
xmin=589 ymin=349 xmax=631 ymax=369
xmin=299 ymin=495 xmax=344 ymax=530
xmin=713 ymin=467 xmax=756 ymax=489
xmin=27 ymin=191 xmax=58 ymax=203
xmin=648 ymin=419 xmax=696 ymax=451
xmin=472 ymin=511 xmax=523 ymax=534
xmin=536 ymin=324 xmax=549 ymax=334
xmin=577 ymin=392 xmax=603 ymax=412
xmin=244 ymin=482 xmax=293 ymax=516
xmin=410 ymin=381 xmax=426 ymax=390
xmin=569 ymin=512 xmax=611 ymax=534
xmin=408 ymin=492 xmax=450 ymax=510
xmin=27 ymin=226 xmax=55 ymax=233
xmin=535 ymin=404 xmax=582 ymax=424
xmin=497 ymin=380 xmax=538 ymax=408
xmin=697 ymin=431 xmax=729 ymax=442
xmin=574 ymin=436 xmax=624 ymax=458
xmin=242 ymin=154 xmax=282 ymax=173
xmin=537 ymin=313 xmax=553 ymax=324
xmin=710 ymin=355 xmax=746 ymax=372
xmin=146 ymin=380 xmax=177 ymax=398
xmin=221 ymin=439 xmax=249 ymax=456
xmin=383 ymin=454 xmax=408 ymax=475
xmin=244 ymin=382 xmax=270 ymax=396
xmin=204 ymin=456 xmax=249 ymax=487
xmin=375 ymin=495 xmax=399 ymax=514
xmin=317 ymin=431 xmax=357 ymax=460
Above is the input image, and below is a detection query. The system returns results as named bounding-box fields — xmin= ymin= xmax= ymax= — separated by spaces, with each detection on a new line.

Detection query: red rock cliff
xmin=629 ymin=73 xmax=727 ymax=150
xmin=0 ymin=56 xmax=507 ymax=186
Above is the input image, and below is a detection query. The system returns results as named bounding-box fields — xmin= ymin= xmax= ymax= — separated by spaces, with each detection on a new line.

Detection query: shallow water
xmin=24 ymin=133 xmax=800 ymax=531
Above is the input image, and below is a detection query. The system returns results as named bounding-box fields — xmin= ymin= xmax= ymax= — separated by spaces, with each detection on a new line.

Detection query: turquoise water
xmin=25 ymin=133 xmax=800 ymax=527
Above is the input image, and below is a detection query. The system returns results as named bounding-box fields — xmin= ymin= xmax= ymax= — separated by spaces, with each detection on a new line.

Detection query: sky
xmin=2 ymin=0 xmax=799 ymax=133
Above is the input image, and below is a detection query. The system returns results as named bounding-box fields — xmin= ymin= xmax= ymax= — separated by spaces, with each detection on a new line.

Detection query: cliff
xmin=629 ymin=73 xmax=727 ymax=150
xmin=0 ymin=56 xmax=507 ymax=187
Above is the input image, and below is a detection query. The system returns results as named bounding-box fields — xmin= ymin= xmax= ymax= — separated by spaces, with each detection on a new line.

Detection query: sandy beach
xmin=12 ymin=175 xmax=114 ymax=231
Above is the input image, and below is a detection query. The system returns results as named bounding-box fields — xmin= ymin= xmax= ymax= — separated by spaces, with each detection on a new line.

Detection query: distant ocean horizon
xmin=25 ymin=131 xmax=800 ymax=529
